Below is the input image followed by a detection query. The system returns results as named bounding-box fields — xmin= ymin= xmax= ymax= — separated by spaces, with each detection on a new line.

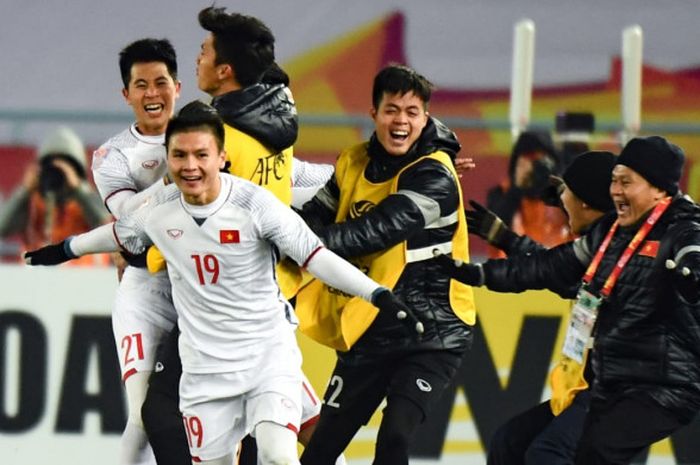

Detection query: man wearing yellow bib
xmin=297 ymin=65 xmax=475 ymax=465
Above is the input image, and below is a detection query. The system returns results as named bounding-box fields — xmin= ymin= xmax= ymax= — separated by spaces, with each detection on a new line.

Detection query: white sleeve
xmin=304 ymin=247 xmax=382 ymax=302
xmin=291 ymin=186 xmax=322 ymax=209
xmin=107 ymin=178 xmax=167 ymax=219
xmin=291 ymin=158 xmax=334 ymax=188
xmin=68 ymin=199 xmax=153 ymax=257
xmin=112 ymin=199 xmax=155 ymax=254
xmin=67 ymin=223 xmax=120 ymax=256
xmin=255 ymin=189 xmax=324 ymax=263
xmin=92 ymin=146 xmax=136 ymax=212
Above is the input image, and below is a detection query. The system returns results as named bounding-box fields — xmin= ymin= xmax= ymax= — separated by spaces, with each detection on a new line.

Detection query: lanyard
xmin=582 ymin=197 xmax=671 ymax=297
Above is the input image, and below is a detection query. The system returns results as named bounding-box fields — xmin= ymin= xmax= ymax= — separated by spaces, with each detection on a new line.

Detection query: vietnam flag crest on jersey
xmin=639 ymin=240 xmax=660 ymax=258
xmin=219 ymin=230 xmax=240 ymax=244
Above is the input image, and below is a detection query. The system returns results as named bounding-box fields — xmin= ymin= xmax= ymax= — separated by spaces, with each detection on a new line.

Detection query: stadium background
xmin=2 ymin=1 xmax=700 ymax=463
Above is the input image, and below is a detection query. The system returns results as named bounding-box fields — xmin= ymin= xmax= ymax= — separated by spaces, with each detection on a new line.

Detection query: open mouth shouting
xmin=390 ymin=129 xmax=409 ymax=142
xmin=144 ymin=103 xmax=165 ymax=116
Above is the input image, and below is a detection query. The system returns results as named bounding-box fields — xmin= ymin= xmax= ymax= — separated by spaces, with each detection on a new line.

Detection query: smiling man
xmin=426 ymin=135 xmax=700 ymax=465
xmin=90 ymin=38 xmax=181 ymax=465
xmin=296 ymin=64 xmax=476 ymax=465
xmin=25 ymin=101 xmax=422 ymax=465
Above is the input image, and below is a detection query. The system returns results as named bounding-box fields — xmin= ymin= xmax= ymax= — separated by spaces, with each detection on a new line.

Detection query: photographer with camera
xmin=0 ymin=126 xmax=109 ymax=264
xmin=484 ymin=130 xmax=571 ymax=257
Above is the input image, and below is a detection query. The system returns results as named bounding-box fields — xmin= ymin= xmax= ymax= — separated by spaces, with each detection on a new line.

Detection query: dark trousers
xmin=301 ymin=350 xmax=462 ymax=465
xmin=574 ymin=392 xmax=688 ymax=465
xmin=487 ymin=390 xmax=590 ymax=465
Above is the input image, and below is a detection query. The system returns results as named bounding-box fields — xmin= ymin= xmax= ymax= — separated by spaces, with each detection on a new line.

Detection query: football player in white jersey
xmin=93 ymin=37 xmax=336 ymax=465
xmin=25 ymin=101 xmax=423 ymax=465
xmin=91 ymin=38 xmax=181 ymax=465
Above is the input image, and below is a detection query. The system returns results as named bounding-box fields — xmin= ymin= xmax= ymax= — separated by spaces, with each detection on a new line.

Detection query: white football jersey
xmin=114 ymin=173 xmax=323 ymax=374
xmin=92 ymin=123 xmax=168 ymax=215
xmin=91 ymin=122 xmax=171 ymax=312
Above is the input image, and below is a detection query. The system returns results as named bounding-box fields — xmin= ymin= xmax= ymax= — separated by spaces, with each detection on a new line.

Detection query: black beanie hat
xmin=616 ymin=136 xmax=684 ymax=195
xmin=562 ymin=151 xmax=616 ymax=212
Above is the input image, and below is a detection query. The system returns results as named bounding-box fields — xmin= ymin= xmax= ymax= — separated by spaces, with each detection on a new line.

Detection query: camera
xmin=38 ymin=160 xmax=67 ymax=195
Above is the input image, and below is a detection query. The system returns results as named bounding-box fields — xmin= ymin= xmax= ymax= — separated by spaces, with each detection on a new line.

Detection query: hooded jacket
xmin=212 ymin=83 xmax=297 ymax=204
xmin=212 ymin=82 xmax=297 ymax=153
xmin=298 ymin=117 xmax=474 ymax=362
xmin=0 ymin=127 xmax=108 ymax=262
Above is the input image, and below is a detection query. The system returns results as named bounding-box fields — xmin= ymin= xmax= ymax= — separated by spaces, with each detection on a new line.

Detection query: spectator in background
xmin=485 ymin=130 xmax=570 ymax=256
xmin=0 ymin=126 xmax=109 ymax=264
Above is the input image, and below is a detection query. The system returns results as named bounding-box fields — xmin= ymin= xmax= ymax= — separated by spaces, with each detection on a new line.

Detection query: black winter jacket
xmin=211 ymin=82 xmax=298 ymax=152
xmin=482 ymin=196 xmax=700 ymax=419
xmin=298 ymin=118 xmax=472 ymax=363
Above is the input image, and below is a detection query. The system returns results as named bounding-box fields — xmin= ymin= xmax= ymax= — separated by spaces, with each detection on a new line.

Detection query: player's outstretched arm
xmin=304 ymin=247 xmax=424 ymax=335
xmin=24 ymin=223 xmax=120 ymax=266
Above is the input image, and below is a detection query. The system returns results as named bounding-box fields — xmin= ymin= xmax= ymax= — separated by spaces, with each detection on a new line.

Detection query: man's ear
xmin=369 ymin=107 xmax=377 ymax=120
xmin=653 ymin=187 xmax=667 ymax=201
xmin=218 ymin=64 xmax=233 ymax=81
xmin=122 ymin=88 xmax=130 ymax=104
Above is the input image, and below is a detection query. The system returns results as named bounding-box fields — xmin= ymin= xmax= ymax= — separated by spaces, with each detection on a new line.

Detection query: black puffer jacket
xmin=482 ymin=196 xmax=700 ymax=419
xmin=212 ymin=82 xmax=298 ymax=152
xmin=298 ymin=118 xmax=473 ymax=363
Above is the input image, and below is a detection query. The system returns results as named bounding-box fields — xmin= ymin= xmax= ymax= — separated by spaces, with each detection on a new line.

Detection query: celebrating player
xmin=91 ymin=38 xmax=181 ymax=465
xmin=25 ymin=101 xmax=423 ymax=465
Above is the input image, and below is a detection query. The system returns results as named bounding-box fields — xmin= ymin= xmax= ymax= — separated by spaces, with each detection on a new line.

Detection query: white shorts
xmin=301 ymin=374 xmax=321 ymax=431
xmin=179 ymin=332 xmax=303 ymax=462
xmin=112 ymin=266 xmax=177 ymax=381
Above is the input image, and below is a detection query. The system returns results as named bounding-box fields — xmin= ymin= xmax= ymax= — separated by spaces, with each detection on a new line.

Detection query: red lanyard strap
xmin=583 ymin=197 xmax=671 ymax=297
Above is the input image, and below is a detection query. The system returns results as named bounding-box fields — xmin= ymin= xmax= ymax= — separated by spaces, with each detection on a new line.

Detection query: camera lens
xmin=39 ymin=163 xmax=66 ymax=194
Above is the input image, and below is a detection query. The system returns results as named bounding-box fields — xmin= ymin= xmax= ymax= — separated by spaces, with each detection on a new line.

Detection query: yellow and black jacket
xmin=212 ymin=83 xmax=295 ymax=204
xmin=296 ymin=118 xmax=475 ymax=359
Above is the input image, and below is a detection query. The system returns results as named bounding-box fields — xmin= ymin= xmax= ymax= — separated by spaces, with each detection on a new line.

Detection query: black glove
xmin=120 ymin=250 xmax=148 ymax=268
xmin=666 ymin=254 xmax=700 ymax=303
xmin=465 ymin=200 xmax=517 ymax=250
xmin=432 ymin=250 xmax=484 ymax=286
xmin=371 ymin=288 xmax=424 ymax=336
xmin=24 ymin=240 xmax=74 ymax=266
xmin=532 ymin=157 xmax=557 ymax=189
xmin=541 ymin=176 xmax=565 ymax=207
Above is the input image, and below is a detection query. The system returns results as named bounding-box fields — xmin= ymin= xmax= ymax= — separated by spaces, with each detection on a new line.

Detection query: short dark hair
xmin=372 ymin=64 xmax=433 ymax=109
xmin=198 ymin=6 xmax=275 ymax=87
xmin=119 ymin=38 xmax=178 ymax=89
xmin=165 ymin=101 xmax=225 ymax=152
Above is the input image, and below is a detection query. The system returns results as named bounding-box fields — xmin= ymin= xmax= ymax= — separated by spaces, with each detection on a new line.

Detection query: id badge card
xmin=562 ymin=288 xmax=602 ymax=364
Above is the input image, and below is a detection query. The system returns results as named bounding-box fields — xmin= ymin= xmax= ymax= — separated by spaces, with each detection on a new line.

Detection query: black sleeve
xmin=499 ymin=231 xmax=547 ymax=256
xmin=319 ymin=159 xmax=459 ymax=259
xmin=482 ymin=240 xmax=587 ymax=299
xmin=296 ymin=173 xmax=340 ymax=235
xmin=669 ymin=223 xmax=700 ymax=303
